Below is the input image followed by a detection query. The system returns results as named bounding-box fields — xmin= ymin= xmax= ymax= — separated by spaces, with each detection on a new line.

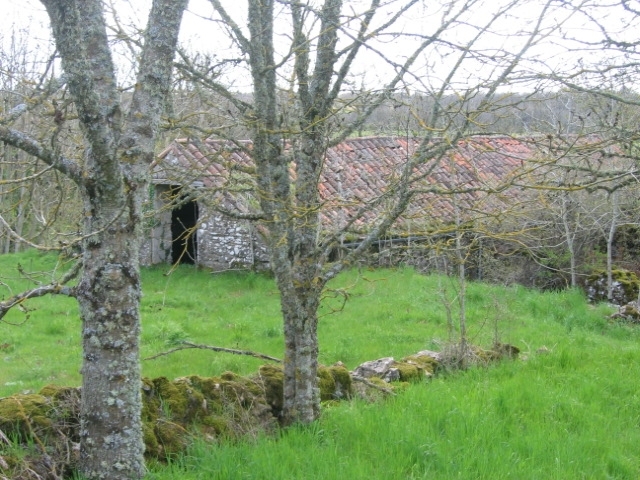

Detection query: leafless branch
xmin=351 ymin=374 xmax=397 ymax=395
xmin=143 ymin=341 xmax=283 ymax=363
xmin=0 ymin=126 xmax=83 ymax=184
xmin=0 ymin=260 xmax=81 ymax=321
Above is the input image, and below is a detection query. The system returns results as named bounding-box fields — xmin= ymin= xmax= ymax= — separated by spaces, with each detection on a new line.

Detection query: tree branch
xmin=120 ymin=0 xmax=189 ymax=165
xmin=351 ymin=374 xmax=397 ymax=395
xmin=41 ymin=0 xmax=122 ymax=179
xmin=0 ymin=261 xmax=81 ymax=321
xmin=143 ymin=341 xmax=283 ymax=363
xmin=0 ymin=126 xmax=83 ymax=184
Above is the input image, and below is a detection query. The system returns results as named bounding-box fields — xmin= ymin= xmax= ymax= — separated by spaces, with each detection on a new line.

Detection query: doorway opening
xmin=170 ymin=187 xmax=198 ymax=264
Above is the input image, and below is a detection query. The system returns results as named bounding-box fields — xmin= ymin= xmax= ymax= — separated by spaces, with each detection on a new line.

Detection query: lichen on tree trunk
xmin=9 ymin=0 xmax=189 ymax=478
xmin=279 ymin=284 xmax=322 ymax=425
xmin=76 ymin=197 xmax=146 ymax=478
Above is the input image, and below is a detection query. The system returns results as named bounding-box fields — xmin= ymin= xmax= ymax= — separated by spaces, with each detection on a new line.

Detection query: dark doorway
xmin=171 ymin=187 xmax=198 ymax=264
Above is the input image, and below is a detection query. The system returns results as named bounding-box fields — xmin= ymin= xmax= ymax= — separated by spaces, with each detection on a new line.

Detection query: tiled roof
xmin=153 ymin=135 xmax=568 ymax=234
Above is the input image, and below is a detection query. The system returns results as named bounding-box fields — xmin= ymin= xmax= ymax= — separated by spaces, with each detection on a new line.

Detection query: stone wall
xmin=196 ymin=211 xmax=270 ymax=271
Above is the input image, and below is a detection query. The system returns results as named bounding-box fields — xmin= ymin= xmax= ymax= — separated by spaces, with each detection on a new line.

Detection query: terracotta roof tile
xmin=153 ymin=135 xmax=576 ymax=233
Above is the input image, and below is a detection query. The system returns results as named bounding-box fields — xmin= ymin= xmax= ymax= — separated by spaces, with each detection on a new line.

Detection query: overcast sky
xmin=1 ymin=0 xmax=637 ymax=93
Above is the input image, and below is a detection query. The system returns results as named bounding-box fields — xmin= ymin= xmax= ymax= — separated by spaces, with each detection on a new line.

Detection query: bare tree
xmin=537 ymin=1 xmax=640 ymax=165
xmin=164 ymin=0 xmax=569 ymax=425
xmin=0 ymin=1 xmax=187 ymax=478
xmin=517 ymin=0 xmax=640 ymax=289
xmin=0 ymin=27 xmax=83 ymax=253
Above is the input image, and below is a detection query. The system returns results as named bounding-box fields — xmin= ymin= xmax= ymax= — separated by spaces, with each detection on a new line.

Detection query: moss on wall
xmin=258 ymin=364 xmax=284 ymax=418
xmin=584 ymin=268 xmax=640 ymax=305
xmin=0 ymin=394 xmax=53 ymax=440
xmin=0 ymin=345 xmax=519 ymax=478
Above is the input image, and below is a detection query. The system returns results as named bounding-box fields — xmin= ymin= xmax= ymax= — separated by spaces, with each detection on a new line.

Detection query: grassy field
xmin=2 ymin=250 xmax=640 ymax=479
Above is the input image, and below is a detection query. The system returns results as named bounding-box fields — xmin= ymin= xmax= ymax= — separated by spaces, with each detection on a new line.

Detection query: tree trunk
xmin=12 ymin=182 xmax=27 ymax=253
xmin=35 ymin=1 xmax=186 ymax=477
xmin=561 ymin=193 xmax=578 ymax=288
xmin=77 ymin=254 xmax=143 ymax=477
xmin=266 ymin=214 xmax=324 ymax=424
xmin=75 ymin=187 xmax=145 ymax=479
xmin=455 ymin=231 xmax=468 ymax=361
xmin=607 ymin=191 xmax=619 ymax=301
xmin=246 ymin=0 xmax=324 ymax=425
xmin=280 ymin=288 xmax=321 ymax=425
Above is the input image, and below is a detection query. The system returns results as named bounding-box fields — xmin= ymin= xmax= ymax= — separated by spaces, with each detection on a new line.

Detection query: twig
xmin=351 ymin=374 xmax=397 ymax=396
xmin=0 ymin=214 xmax=60 ymax=252
xmin=144 ymin=341 xmax=283 ymax=363
xmin=0 ymin=261 xmax=81 ymax=320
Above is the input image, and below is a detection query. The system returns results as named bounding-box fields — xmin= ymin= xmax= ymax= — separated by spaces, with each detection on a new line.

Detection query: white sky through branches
xmin=1 ymin=0 xmax=638 ymax=93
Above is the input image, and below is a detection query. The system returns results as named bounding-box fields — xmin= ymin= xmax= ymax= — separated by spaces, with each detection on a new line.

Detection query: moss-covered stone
xmin=0 ymin=394 xmax=53 ymax=440
xmin=257 ymin=364 xmax=353 ymax=408
xmin=202 ymin=415 xmax=230 ymax=436
xmin=401 ymin=353 xmax=439 ymax=374
xmin=150 ymin=376 xmax=208 ymax=424
xmin=392 ymin=362 xmax=422 ymax=382
xmin=258 ymin=364 xmax=284 ymax=418
xmin=584 ymin=269 xmax=640 ymax=305
xmin=611 ymin=303 xmax=640 ymax=323
xmin=472 ymin=343 xmax=520 ymax=363
xmin=328 ymin=365 xmax=353 ymax=400
xmin=471 ymin=346 xmax=494 ymax=363
xmin=1 ymin=369 xmax=283 ymax=475
xmin=38 ymin=384 xmax=78 ymax=400
xmin=154 ymin=419 xmax=190 ymax=457
xmin=147 ymin=373 xmax=276 ymax=441
xmin=0 ymin=388 xmax=83 ymax=478
xmin=3 ymin=348 xmax=478 ymax=476
xmin=318 ymin=367 xmax=337 ymax=401
xmin=184 ymin=375 xmax=223 ymax=412
xmin=142 ymin=422 xmax=160 ymax=458
xmin=151 ymin=376 xmax=182 ymax=415
xmin=351 ymin=375 xmax=398 ymax=402
xmin=492 ymin=343 xmax=521 ymax=360
xmin=221 ymin=371 xmax=239 ymax=381
xmin=141 ymin=377 xmax=161 ymax=423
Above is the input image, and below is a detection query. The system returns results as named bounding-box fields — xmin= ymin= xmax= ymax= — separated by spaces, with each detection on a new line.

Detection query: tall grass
xmin=147 ymin=344 xmax=640 ymax=479
xmin=2 ymin=252 xmax=639 ymax=479
xmin=147 ymin=348 xmax=640 ymax=479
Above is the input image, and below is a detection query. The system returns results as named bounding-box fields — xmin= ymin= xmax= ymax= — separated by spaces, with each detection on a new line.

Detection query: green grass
xmin=2 ymin=251 xmax=640 ymax=479
xmin=147 ymin=341 xmax=640 ymax=479
xmin=147 ymin=347 xmax=640 ymax=479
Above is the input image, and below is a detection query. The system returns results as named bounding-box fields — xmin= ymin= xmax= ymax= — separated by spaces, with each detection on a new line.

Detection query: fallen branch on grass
xmin=144 ymin=341 xmax=283 ymax=363
xmin=145 ymin=344 xmax=398 ymax=397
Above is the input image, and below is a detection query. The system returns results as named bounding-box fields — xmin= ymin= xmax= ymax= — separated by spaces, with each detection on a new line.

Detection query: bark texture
xmin=246 ymin=0 xmax=358 ymax=425
xmin=0 ymin=1 xmax=187 ymax=478
xmin=209 ymin=0 xmax=543 ymax=426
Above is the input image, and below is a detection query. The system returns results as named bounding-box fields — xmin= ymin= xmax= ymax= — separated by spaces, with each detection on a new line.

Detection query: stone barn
xmin=142 ymin=135 xmax=576 ymax=272
xmin=143 ymin=139 xmax=270 ymax=270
